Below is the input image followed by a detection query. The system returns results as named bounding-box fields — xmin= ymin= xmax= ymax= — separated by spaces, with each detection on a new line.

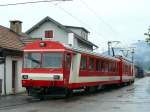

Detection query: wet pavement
xmin=1 ymin=77 xmax=150 ymax=112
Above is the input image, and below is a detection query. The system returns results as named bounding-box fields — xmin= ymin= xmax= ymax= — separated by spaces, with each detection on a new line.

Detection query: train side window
xmin=108 ymin=62 xmax=112 ymax=72
xmin=115 ymin=63 xmax=118 ymax=72
xmin=80 ymin=56 xmax=87 ymax=70
xmin=89 ymin=57 xmax=94 ymax=71
xmin=105 ymin=63 xmax=108 ymax=72
xmin=66 ymin=53 xmax=71 ymax=69
xmin=112 ymin=62 xmax=115 ymax=72
xmin=101 ymin=61 xmax=105 ymax=72
xmin=96 ymin=59 xmax=101 ymax=71
xmin=125 ymin=65 xmax=128 ymax=74
xmin=123 ymin=64 xmax=125 ymax=74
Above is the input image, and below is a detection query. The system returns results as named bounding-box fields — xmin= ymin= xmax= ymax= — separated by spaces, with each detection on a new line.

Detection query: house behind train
xmin=26 ymin=16 xmax=98 ymax=51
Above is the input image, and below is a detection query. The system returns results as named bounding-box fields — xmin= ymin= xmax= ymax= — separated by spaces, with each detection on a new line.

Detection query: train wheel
xmin=126 ymin=80 xmax=132 ymax=86
xmin=131 ymin=80 xmax=135 ymax=83
xmin=39 ymin=96 xmax=45 ymax=100
xmin=65 ymin=89 xmax=73 ymax=98
xmin=85 ymin=86 xmax=97 ymax=93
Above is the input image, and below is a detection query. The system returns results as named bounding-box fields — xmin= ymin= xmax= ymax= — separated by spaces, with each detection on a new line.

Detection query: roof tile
xmin=0 ymin=25 xmax=24 ymax=51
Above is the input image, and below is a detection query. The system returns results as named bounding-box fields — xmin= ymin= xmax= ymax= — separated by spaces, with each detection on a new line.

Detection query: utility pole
xmin=108 ymin=41 xmax=111 ymax=55
xmin=120 ymin=47 xmax=135 ymax=63
xmin=120 ymin=49 xmax=130 ymax=57
xmin=130 ymin=48 xmax=135 ymax=64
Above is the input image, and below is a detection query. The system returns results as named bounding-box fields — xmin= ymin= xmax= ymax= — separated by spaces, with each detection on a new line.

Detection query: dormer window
xmin=45 ymin=30 xmax=53 ymax=38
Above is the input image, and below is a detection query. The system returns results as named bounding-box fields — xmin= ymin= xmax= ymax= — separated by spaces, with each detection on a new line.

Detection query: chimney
xmin=10 ymin=20 xmax=22 ymax=34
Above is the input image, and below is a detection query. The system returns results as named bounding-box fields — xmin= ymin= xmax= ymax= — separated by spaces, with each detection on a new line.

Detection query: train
xmin=135 ymin=66 xmax=144 ymax=78
xmin=21 ymin=40 xmax=135 ymax=98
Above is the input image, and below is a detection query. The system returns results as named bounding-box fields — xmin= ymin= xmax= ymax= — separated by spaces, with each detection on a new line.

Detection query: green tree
xmin=144 ymin=27 xmax=150 ymax=44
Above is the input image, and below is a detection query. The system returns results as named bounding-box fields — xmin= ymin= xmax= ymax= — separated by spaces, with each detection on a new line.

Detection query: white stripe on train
xmin=22 ymin=73 xmax=133 ymax=83
xmin=21 ymin=73 xmax=63 ymax=80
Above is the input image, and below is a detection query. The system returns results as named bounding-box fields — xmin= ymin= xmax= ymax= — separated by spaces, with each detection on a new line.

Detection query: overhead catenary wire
xmin=80 ymin=0 xmax=118 ymax=36
xmin=53 ymin=3 xmax=104 ymax=38
xmin=0 ymin=0 xmax=103 ymax=37
xmin=0 ymin=0 xmax=72 ymax=6
xmin=0 ymin=0 xmax=107 ymax=38
xmin=0 ymin=0 xmax=107 ymax=47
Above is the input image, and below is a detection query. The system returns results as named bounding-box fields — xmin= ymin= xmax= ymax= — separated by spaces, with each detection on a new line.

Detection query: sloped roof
xmin=64 ymin=25 xmax=90 ymax=33
xmin=26 ymin=16 xmax=98 ymax=48
xmin=0 ymin=25 xmax=24 ymax=51
xmin=26 ymin=16 xmax=71 ymax=34
xmin=20 ymin=33 xmax=41 ymax=44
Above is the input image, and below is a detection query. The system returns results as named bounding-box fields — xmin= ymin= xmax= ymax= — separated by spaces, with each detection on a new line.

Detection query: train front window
xmin=24 ymin=53 xmax=41 ymax=68
xmin=42 ymin=53 xmax=63 ymax=68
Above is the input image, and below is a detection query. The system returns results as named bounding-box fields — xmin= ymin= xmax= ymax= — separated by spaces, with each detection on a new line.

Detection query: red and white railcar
xmin=21 ymin=40 xmax=135 ymax=97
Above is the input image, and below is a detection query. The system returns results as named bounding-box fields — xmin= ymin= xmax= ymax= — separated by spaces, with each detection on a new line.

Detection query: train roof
xmin=24 ymin=40 xmax=120 ymax=61
xmin=64 ymin=44 xmax=120 ymax=61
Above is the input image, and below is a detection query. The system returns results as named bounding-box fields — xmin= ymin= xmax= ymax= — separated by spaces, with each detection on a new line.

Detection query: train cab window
xmin=80 ymin=56 xmax=87 ymax=70
xmin=89 ymin=57 xmax=94 ymax=71
xmin=66 ymin=53 xmax=71 ymax=69
xmin=42 ymin=53 xmax=63 ymax=68
xmin=24 ymin=53 xmax=41 ymax=68
xmin=96 ymin=59 xmax=101 ymax=71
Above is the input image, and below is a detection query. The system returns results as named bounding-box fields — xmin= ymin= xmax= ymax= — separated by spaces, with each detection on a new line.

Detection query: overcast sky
xmin=0 ymin=0 xmax=149 ymax=51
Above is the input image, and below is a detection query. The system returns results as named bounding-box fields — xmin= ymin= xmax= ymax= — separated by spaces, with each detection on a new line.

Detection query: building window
xmin=80 ymin=56 xmax=87 ymax=70
xmin=45 ymin=30 xmax=53 ymax=38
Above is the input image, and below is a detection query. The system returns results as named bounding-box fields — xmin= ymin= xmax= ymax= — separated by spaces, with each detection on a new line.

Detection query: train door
xmin=64 ymin=52 xmax=71 ymax=85
xmin=69 ymin=53 xmax=81 ymax=83
xmin=118 ymin=60 xmax=123 ymax=83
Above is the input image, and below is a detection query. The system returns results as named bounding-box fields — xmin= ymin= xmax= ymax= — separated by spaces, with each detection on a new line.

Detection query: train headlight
xmin=40 ymin=42 xmax=46 ymax=47
xmin=53 ymin=75 xmax=60 ymax=80
xmin=22 ymin=75 xmax=28 ymax=79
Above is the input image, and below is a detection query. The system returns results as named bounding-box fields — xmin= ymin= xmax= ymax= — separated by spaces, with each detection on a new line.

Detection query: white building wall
xmin=68 ymin=33 xmax=74 ymax=46
xmin=74 ymin=37 xmax=78 ymax=48
xmin=27 ymin=21 xmax=94 ymax=51
xmin=5 ymin=56 xmax=12 ymax=94
xmin=15 ymin=59 xmax=25 ymax=93
xmin=0 ymin=56 xmax=25 ymax=95
xmin=67 ymin=28 xmax=88 ymax=40
xmin=28 ymin=21 xmax=69 ymax=45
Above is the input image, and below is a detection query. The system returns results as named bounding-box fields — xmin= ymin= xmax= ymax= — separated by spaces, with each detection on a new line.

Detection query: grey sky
xmin=0 ymin=0 xmax=149 ymax=51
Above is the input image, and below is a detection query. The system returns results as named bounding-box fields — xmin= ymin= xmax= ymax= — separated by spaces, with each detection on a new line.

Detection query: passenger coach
xmin=22 ymin=40 xmax=134 ymax=98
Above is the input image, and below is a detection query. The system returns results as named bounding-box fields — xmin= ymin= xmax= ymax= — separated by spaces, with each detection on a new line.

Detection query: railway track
xmin=0 ymin=85 xmax=131 ymax=111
